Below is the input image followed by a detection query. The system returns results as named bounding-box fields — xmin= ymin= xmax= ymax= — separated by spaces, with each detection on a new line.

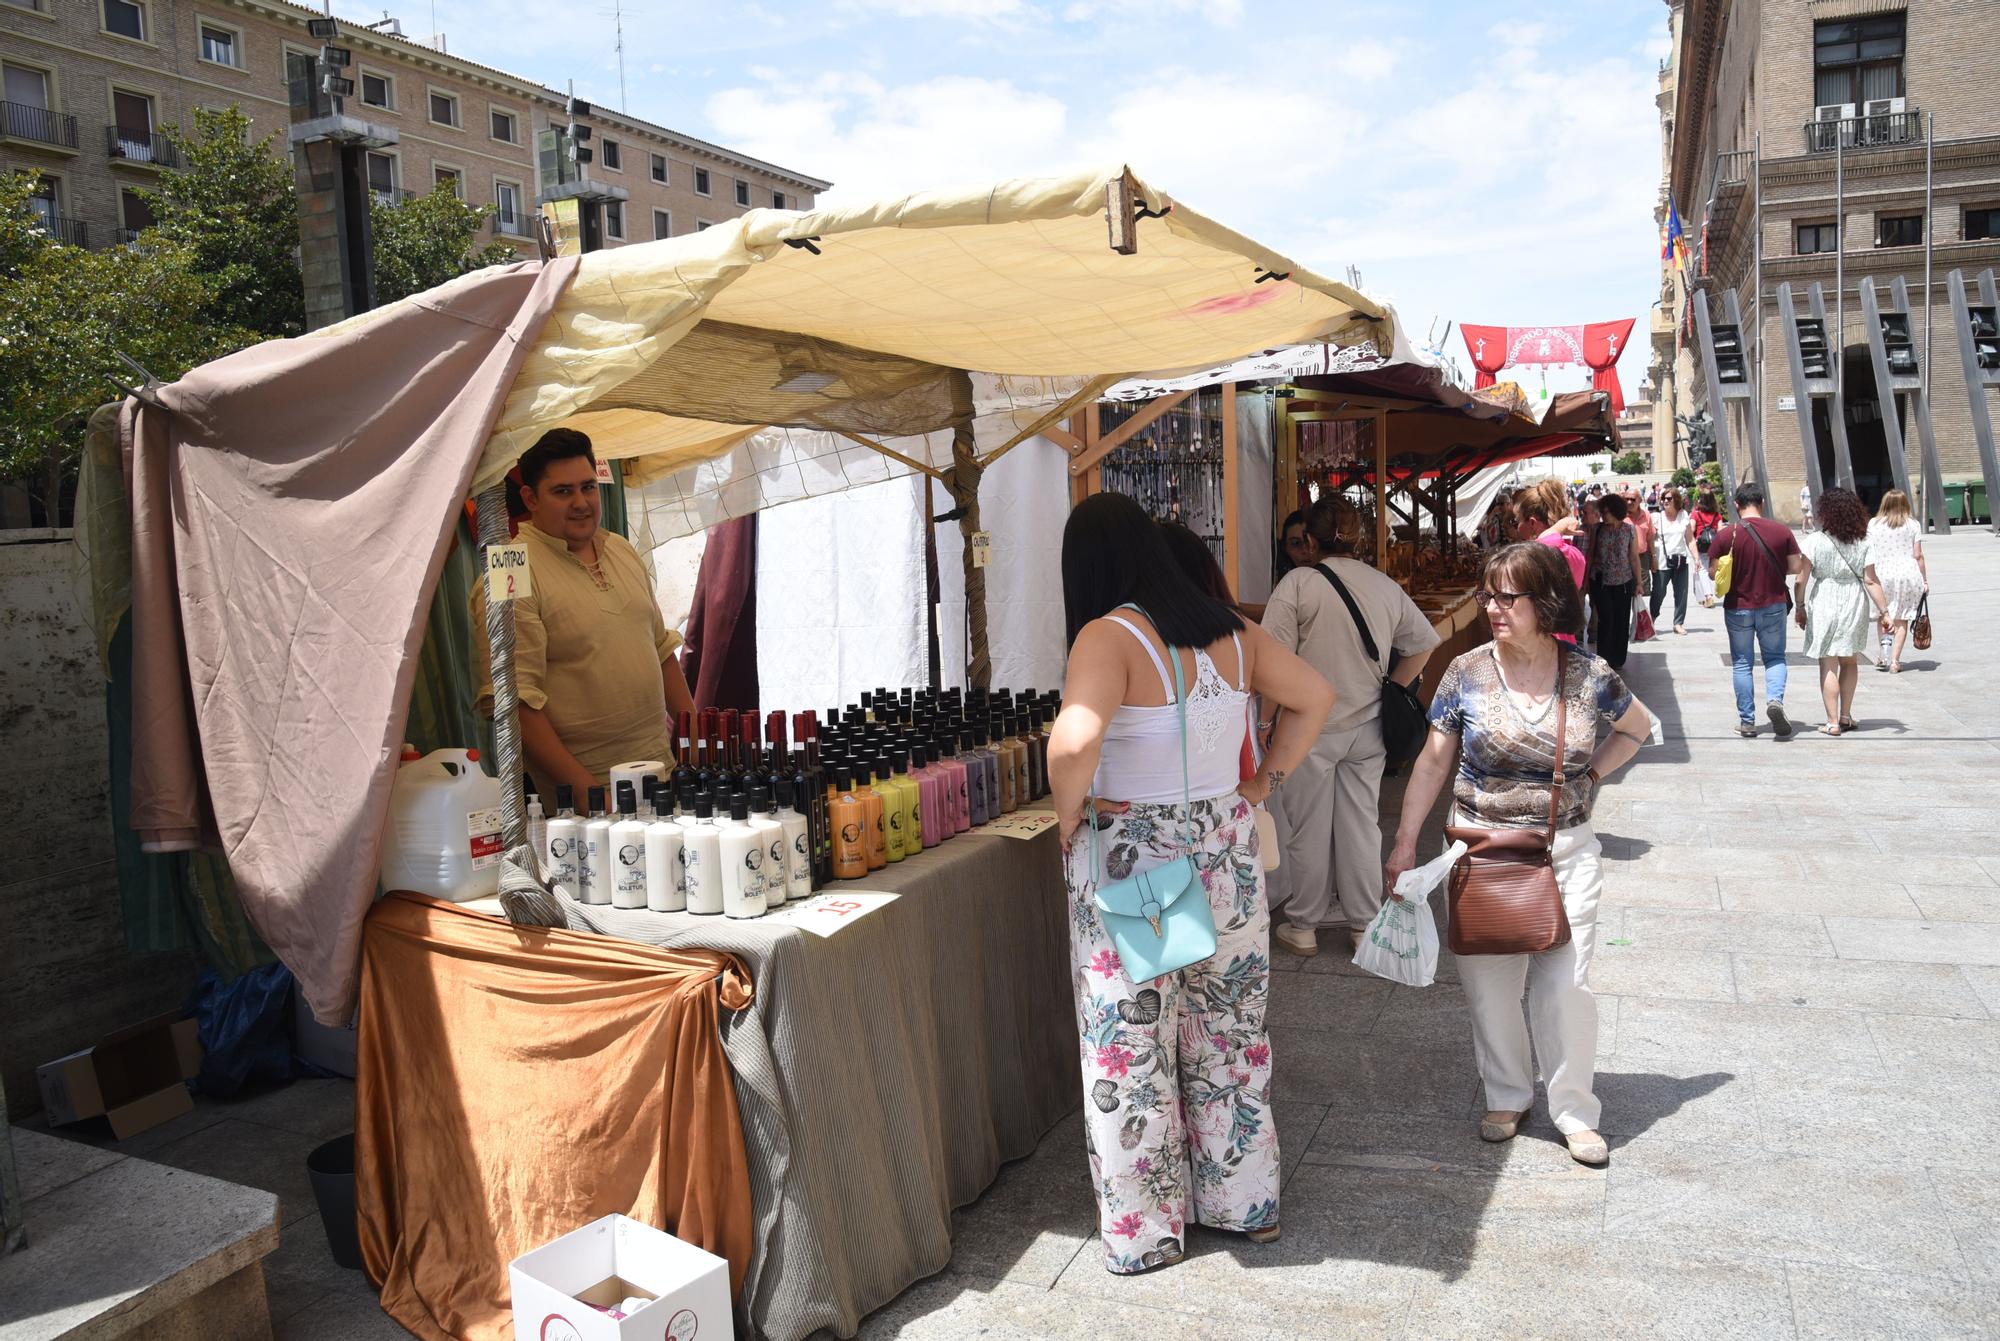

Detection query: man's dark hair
xmin=1733 ymin=481 xmax=1766 ymax=510
xmin=1062 ymin=492 xmax=1244 ymax=648
xmin=518 ymin=428 xmax=596 ymax=490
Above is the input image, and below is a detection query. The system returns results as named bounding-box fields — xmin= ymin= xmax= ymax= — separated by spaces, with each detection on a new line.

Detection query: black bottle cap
xmin=729 ymin=793 xmax=750 ymax=822
xmin=555 ymin=783 xmax=574 ymax=811
xmin=835 ymin=766 xmax=855 ymax=790
xmin=588 ymin=785 xmax=606 ymax=814
xmin=615 ymin=780 xmax=637 ymax=815
xmin=912 ymin=744 xmax=929 ymax=769
xmin=753 ymin=782 xmax=776 ymax=812
xmin=693 ymin=790 xmax=715 ymax=820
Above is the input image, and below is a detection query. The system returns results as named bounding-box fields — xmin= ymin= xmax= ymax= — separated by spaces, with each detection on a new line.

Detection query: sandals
xmin=1245 ymin=1223 xmax=1281 ymax=1245
xmin=1890 ymin=662 xmax=1904 ymax=673
xmin=1817 ymin=723 xmax=1842 ymax=737
xmin=1840 ymin=716 xmax=1857 ymax=731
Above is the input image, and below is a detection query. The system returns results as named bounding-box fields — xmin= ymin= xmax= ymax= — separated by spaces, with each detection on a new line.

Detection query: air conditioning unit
xmin=1863 ymin=97 xmax=1906 ymax=117
xmin=1815 ymin=103 xmax=1857 ymax=122
xmin=1811 ymin=104 xmax=1858 ymax=152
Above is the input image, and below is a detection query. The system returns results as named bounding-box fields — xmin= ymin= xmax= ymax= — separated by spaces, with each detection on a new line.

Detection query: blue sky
xmin=370 ymin=0 xmax=1670 ymax=393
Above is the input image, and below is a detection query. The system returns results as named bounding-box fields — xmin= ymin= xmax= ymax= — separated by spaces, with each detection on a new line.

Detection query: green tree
xmin=370 ymin=184 xmax=519 ymax=305
xmin=1670 ymin=466 xmax=1696 ymax=489
xmin=1698 ymin=460 xmax=1724 ymax=494
xmin=1611 ymin=450 xmax=1650 ymax=475
xmin=143 ymin=106 xmax=304 ymax=338
xmin=0 ymin=172 xmax=253 ymax=507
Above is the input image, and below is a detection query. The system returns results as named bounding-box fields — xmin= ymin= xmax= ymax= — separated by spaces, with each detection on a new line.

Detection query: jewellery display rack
xmin=1097 ymin=384 xmax=1227 ymax=567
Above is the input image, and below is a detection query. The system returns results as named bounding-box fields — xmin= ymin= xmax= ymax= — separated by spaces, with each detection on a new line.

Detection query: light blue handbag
xmin=1085 ymin=607 xmax=1219 ymax=981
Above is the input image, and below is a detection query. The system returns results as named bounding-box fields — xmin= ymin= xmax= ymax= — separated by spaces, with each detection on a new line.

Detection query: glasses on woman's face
xmin=1474 ymin=589 xmax=1528 ymax=611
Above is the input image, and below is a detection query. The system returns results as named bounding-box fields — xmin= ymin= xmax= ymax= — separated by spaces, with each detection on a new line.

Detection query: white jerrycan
xmin=378 ymin=747 xmax=505 ymax=902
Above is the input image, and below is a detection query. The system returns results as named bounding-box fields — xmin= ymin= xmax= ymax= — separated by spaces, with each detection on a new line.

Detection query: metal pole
xmin=476 ymin=483 xmax=525 ymax=849
xmin=1921 ymin=111 xmax=1934 ymax=531
xmin=1753 ymin=132 xmax=1764 ymax=476
xmin=1945 ymin=268 xmax=2000 ymax=535
xmin=1835 ymin=126 xmax=1845 ymax=446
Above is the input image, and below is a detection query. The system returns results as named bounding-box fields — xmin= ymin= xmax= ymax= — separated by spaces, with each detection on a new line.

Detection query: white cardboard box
xmin=509 ymin=1214 xmax=730 ymax=1341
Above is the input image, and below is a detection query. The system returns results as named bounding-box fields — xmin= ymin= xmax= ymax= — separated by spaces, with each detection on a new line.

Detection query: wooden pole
xmin=947 ymin=371 xmax=991 ymax=689
xmin=1221 ymin=382 xmax=1239 ymax=593
xmin=1373 ymin=408 xmax=1389 ymax=570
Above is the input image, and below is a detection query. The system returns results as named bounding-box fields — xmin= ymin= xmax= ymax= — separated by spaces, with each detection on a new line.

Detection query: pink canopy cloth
xmin=123 ymin=258 xmax=580 ymax=1024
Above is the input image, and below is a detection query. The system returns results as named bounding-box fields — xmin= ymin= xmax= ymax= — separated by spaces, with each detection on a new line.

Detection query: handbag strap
xmin=1088 ymin=604 xmax=1192 ymax=877
xmin=1311 ymin=562 xmax=1386 ymax=674
xmin=1545 ymin=644 xmax=1570 ymax=843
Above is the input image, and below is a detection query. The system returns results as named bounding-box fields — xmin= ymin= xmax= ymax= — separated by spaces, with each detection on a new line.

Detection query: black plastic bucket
xmin=305 ymin=1133 xmax=364 ymax=1269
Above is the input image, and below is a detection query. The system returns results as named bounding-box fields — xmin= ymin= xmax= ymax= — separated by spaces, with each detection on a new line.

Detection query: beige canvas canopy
xmin=128 ymin=165 xmax=1397 ymax=1022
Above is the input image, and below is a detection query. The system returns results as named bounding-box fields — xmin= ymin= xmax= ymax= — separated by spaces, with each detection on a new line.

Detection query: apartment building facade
xmin=0 ymin=0 xmax=828 ymax=254
xmin=1656 ymin=0 xmax=2000 ymax=520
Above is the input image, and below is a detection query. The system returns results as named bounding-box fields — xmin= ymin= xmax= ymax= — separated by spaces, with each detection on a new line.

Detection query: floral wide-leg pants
xmin=1063 ymin=794 xmax=1277 ymax=1273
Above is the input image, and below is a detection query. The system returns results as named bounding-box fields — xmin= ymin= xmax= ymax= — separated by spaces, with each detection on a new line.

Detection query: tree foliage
xmin=1611 ymin=450 xmax=1650 ymax=475
xmin=143 ymin=106 xmax=304 ymax=339
xmin=371 ymin=185 xmax=519 ymax=305
xmin=1670 ymin=466 xmax=1696 ymax=489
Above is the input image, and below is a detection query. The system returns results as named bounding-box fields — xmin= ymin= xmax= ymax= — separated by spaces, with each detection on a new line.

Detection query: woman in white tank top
xmin=1047 ymin=493 xmax=1333 ymax=1274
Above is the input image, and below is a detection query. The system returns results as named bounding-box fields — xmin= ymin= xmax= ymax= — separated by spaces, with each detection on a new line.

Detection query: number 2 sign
xmin=485 ymin=542 xmax=532 ymax=603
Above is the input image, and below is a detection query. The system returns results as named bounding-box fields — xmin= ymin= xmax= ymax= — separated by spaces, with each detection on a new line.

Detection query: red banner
xmin=1460 ymin=319 xmax=1636 ymax=413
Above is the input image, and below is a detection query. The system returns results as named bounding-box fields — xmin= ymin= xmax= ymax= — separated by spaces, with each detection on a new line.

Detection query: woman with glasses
xmin=1383 ymin=543 xmax=1653 ymax=1167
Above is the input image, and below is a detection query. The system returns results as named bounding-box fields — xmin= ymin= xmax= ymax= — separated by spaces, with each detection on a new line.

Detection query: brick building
xmin=1654 ymin=0 xmax=2000 ymax=520
xmin=1 ymin=0 xmax=828 ymax=254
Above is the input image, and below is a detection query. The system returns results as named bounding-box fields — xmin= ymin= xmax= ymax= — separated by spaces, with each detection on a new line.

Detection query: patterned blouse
xmin=1428 ymin=643 xmax=1633 ymax=829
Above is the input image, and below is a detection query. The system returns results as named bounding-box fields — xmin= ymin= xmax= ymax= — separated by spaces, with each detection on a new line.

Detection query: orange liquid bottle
xmin=830 ymin=768 xmax=868 ymax=880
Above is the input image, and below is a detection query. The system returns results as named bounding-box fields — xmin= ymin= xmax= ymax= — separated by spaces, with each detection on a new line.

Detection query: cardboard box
xmin=510 ymin=1214 xmax=730 ymax=1341
xmin=36 ymin=1013 xmax=202 ymax=1141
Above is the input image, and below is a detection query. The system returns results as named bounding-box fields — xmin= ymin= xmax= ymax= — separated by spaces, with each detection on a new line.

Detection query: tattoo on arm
xmin=1265 ymin=770 xmax=1288 ymax=790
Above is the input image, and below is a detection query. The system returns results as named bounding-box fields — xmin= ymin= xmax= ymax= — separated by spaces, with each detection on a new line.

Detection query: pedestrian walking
xmin=1384 ymin=542 xmax=1653 ymax=1167
xmin=1690 ymin=489 xmax=1724 ymax=607
xmin=1050 ymin=493 xmax=1332 ymax=1273
xmin=1794 ymin=487 xmax=1889 ymax=735
xmin=1798 ymin=483 xmax=1816 ymax=531
xmin=1260 ymin=497 xmax=1440 ymax=958
xmin=1584 ymin=494 xmax=1645 ymax=671
xmin=1513 ymin=479 xmax=1586 ymax=645
xmin=1649 ymin=488 xmax=1695 ymax=634
xmin=1708 ymin=483 xmax=1806 ymax=738
xmin=1866 ymin=489 xmax=1928 ymax=673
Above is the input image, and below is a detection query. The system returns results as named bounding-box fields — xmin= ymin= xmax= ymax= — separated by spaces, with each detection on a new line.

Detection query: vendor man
xmin=475 ymin=428 xmax=696 ymax=804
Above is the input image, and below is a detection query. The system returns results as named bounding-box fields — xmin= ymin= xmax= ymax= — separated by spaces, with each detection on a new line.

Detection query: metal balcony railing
xmin=105 ymin=126 xmax=181 ymax=168
xmin=41 ymin=215 xmax=89 ymax=247
xmin=1713 ymin=149 xmax=1753 ymax=188
xmin=1805 ymin=111 xmax=1924 ymax=153
xmin=1 ymin=101 xmax=80 ymax=149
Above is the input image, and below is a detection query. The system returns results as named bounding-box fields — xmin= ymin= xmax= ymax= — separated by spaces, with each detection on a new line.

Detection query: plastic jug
xmin=378 ymin=747 xmax=505 ymax=902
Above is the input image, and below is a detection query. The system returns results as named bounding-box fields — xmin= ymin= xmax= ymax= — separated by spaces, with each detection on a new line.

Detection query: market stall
xmin=109 ymin=165 xmax=1399 ymax=1341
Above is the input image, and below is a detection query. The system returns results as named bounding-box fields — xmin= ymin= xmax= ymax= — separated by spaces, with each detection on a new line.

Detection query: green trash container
xmin=1942 ymin=481 xmax=1968 ymax=524
xmin=1971 ymin=480 xmax=1991 ymax=524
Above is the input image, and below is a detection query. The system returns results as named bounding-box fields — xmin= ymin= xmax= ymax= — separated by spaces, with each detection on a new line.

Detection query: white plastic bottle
xmin=719 ymin=793 xmax=769 ymax=920
xmin=682 ymin=790 xmax=724 ymax=915
xmin=609 ymin=781 xmax=649 ymax=910
xmin=544 ymin=784 xmax=583 ymax=900
xmin=524 ymin=781 xmax=547 ymax=879
xmin=582 ymin=785 xmax=614 ymax=905
xmin=751 ymin=785 xmax=788 ymax=909
xmin=644 ymin=793 xmax=686 ymax=912
xmin=776 ymin=785 xmax=812 ymax=903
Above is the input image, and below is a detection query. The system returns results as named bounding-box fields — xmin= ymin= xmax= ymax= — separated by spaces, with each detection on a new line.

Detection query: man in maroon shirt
xmin=1708 ymin=483 xmax=1809 ymax=737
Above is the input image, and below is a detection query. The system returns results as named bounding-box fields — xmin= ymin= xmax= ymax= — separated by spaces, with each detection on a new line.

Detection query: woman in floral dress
xmin=1049 ymin=493 xmax=1332 ymax=1274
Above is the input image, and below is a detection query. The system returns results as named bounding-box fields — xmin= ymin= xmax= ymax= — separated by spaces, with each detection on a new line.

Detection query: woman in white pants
xmin=1384 ymin=542 xmax=1653 ymax=1166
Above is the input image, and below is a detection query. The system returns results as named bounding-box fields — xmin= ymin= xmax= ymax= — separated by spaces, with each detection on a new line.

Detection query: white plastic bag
xmin=1350 ymin=841 xmax=1465 ymax=988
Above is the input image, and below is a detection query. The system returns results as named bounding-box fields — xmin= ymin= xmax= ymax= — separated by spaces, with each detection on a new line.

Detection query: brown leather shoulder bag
xmin=1445 ymin=645 xmax=1573 ymax=956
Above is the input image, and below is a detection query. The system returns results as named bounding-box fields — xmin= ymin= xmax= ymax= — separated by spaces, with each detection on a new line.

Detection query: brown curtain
xmin=354 ymin=894 xmax=754 ymax=1341
xmin=680 ymin=514 xmax=759 ymax=710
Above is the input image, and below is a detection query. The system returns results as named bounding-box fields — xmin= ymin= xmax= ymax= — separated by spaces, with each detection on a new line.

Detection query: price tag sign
xmin=761 ymin=892 xmax=898 ymax=938
xmin=978 ymin=810 xmax=1059 ymax=841
xmin=595 ymin=458 xmax=615 ymax=484
xmin=485 ymin=542 xmax=531 ymax=603
xmin=970 ymin=531 xmax=993 ymax=568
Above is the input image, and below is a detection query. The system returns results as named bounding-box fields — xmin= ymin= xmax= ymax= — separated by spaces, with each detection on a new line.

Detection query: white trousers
xmin=1266 ymin=724 xmax=1387 ymax=931
xmin=1453 ymin=821 xmax=1605 ymax=1134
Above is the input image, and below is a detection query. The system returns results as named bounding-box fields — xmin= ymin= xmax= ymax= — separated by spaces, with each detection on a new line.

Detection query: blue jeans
xmin=1724 ymin=602 xmax=1788 ymax=724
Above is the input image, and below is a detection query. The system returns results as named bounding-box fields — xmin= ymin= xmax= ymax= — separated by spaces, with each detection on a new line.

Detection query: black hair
xmin=518 ymin=427 xmax=596 ymax=490
xmin=1733 ymin=481 xmax=1765 ymax=510
xmin=1063 ymin=493 xmax=1244 ymax=649
xmin=1158 ymin=519 xmax=1235 ymax=606
xmin=1597 ymin=493 xmax=1628 ymax=521
xmin=1280 ymin=509 xmax=1306 ymax=537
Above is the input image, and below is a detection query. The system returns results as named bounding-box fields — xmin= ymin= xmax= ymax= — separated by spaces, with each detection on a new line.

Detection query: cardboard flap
xmin=106 ymin=1085 xmax=193 ymax=1142
xmin=171 ymin=1018 xmax=203 ymax=1081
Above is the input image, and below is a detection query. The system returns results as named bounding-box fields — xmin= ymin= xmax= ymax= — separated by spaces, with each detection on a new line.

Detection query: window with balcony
xmin=604 ymin=200 xmax=624 ymax=239
xmin=495 ymin=180 xmax=522 ymax=234
xmin=199 ymin=23 xmax=240 ymax=68
xmin=1966 ymin=207 xmax=2000 ymax=242
xmin=1797 ymin=222 xmax=1839 ymax=255
xmin=694 ymin=167 xmax=710 ymax=196
xmin=1814 ymin=15 xmax=1904 ymax=109
xmin=102 ymin=0 xmax=146 ymax=42
xmin=121 ymin=186 xmax=154 ymax=241
xmin=1876 ymin=214 xmax=1922 ymax=248
xmin=1 ymin=61 xmax=72 ymax=148
xmin=366 ymin=150 xmax=397 ymax=202
xmin=429 ymin=90 xmax=459 ymax=128
xmin=26 ymin=174 xmax=57 ymax=229
xmin=734 ymin=178 xmax=749 ymax=207
xmin=601 ymin=137 xmax=621 ymax=171
xmin=650 ymin=152 xmax=667 ymax=184
xmin=111 ymin=89 xmax=158 ymax=161
xmin=361 ymin=71 xmax=392 ymax=109
xmin=490 ymin=108 xmax=517 ymax=144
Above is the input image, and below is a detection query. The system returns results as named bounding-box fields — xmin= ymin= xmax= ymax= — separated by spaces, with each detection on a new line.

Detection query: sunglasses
xmin=1473 ymin=589 xmax=1529 ymax=610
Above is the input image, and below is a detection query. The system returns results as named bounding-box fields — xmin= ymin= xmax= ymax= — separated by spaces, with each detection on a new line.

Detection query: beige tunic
xmin=475 ymin=522 xmax=680 ymax=802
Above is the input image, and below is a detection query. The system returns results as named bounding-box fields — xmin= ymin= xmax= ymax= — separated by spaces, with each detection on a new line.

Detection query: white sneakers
xmin=1274 ymin=923 xmax=1320 ymax=957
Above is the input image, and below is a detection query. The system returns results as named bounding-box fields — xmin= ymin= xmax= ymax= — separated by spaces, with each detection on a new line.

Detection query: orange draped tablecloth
xmin=353 ymin=893 xmax=754 ymax=1341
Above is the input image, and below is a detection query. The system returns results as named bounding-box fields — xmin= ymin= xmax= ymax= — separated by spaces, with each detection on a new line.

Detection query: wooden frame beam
xmin=1069 ymin=389 xmax=1192 ymax=476
xmin=831 ymin=428 xmax=948 ymax=480
xmin=1221 ymin=382 xmax=1239 ymax=591
xmin=977 ymin=376 xmax=1118 ymax=471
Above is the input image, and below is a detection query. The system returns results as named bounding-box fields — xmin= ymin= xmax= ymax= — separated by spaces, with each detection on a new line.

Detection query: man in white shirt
xmin=1260 ymin=498 xmax=1441 ymax=955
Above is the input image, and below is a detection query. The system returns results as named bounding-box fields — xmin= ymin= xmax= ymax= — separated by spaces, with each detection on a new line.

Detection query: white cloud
xmin=838 ymin=0 xmax=1046 ymax=21
xmin=1062 ymin=0 xmax=1243 ymax=22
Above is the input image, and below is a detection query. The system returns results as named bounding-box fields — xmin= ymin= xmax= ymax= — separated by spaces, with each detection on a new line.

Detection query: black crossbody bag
xmin=1312 ymin=563 xmax=1428 ymax=763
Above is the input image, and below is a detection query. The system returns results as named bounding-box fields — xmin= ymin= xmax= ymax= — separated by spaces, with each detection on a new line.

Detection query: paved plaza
xmin=15 ymin=533 xmax=1998 ymax=1340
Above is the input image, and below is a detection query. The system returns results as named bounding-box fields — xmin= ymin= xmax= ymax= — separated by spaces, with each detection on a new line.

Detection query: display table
xmin=562 ymin=825 xmax=1078 ymax=1341
xmin=1417 ymin=590 xmax=1484 ymax=702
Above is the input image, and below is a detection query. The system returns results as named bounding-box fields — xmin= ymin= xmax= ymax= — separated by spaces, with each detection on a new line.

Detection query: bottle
xmin=644 ymin=789 xmax=686 ymax=912
xmin=751 ymin=784 xmax=788 ymax=909
xmin=582 ymin=785 xmax=614 ymax=905
xmin=859 ymin=762 xmax=889 ymax=870
xmin=930 ymin=733 xmax=967 ymax=835
xmin=910 ymin=743 xmax=945 ymax=849
xmin=1026 ymin=706 xmax=1050 ymax=800
xmin=956 ymin=728 xmax=988 ymax=826
xmin=545 ymin=784 xmax=583 ymax=899
xmin=995 ymin=718 xmax=1022 ymax=813
xmin=524 ymin=780 xmax=547 ymax=877
xmin=878 ymin=754 xmax=912 ymax=863
xmin=887 ymin=749 xmax=921 ymax=858
xmin=1009 ymin=714 xmax=1034 ymax=804
xmin=682 ymin=790 xmax=724 ymax=914
xmin=609 ymin=781 xmax=649 ymax=910
xmin=830 ymin=767 xmax=869 ymax=880
xmin=718 ymin=792 xmax=769 ymax=920
xmin=675 ymin=711 xmax=695 ymax=777
xmin=780 ymin=771 xmax=814 ymax=899
xmin=975 ymin=725 xmax=1004 ymax=819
